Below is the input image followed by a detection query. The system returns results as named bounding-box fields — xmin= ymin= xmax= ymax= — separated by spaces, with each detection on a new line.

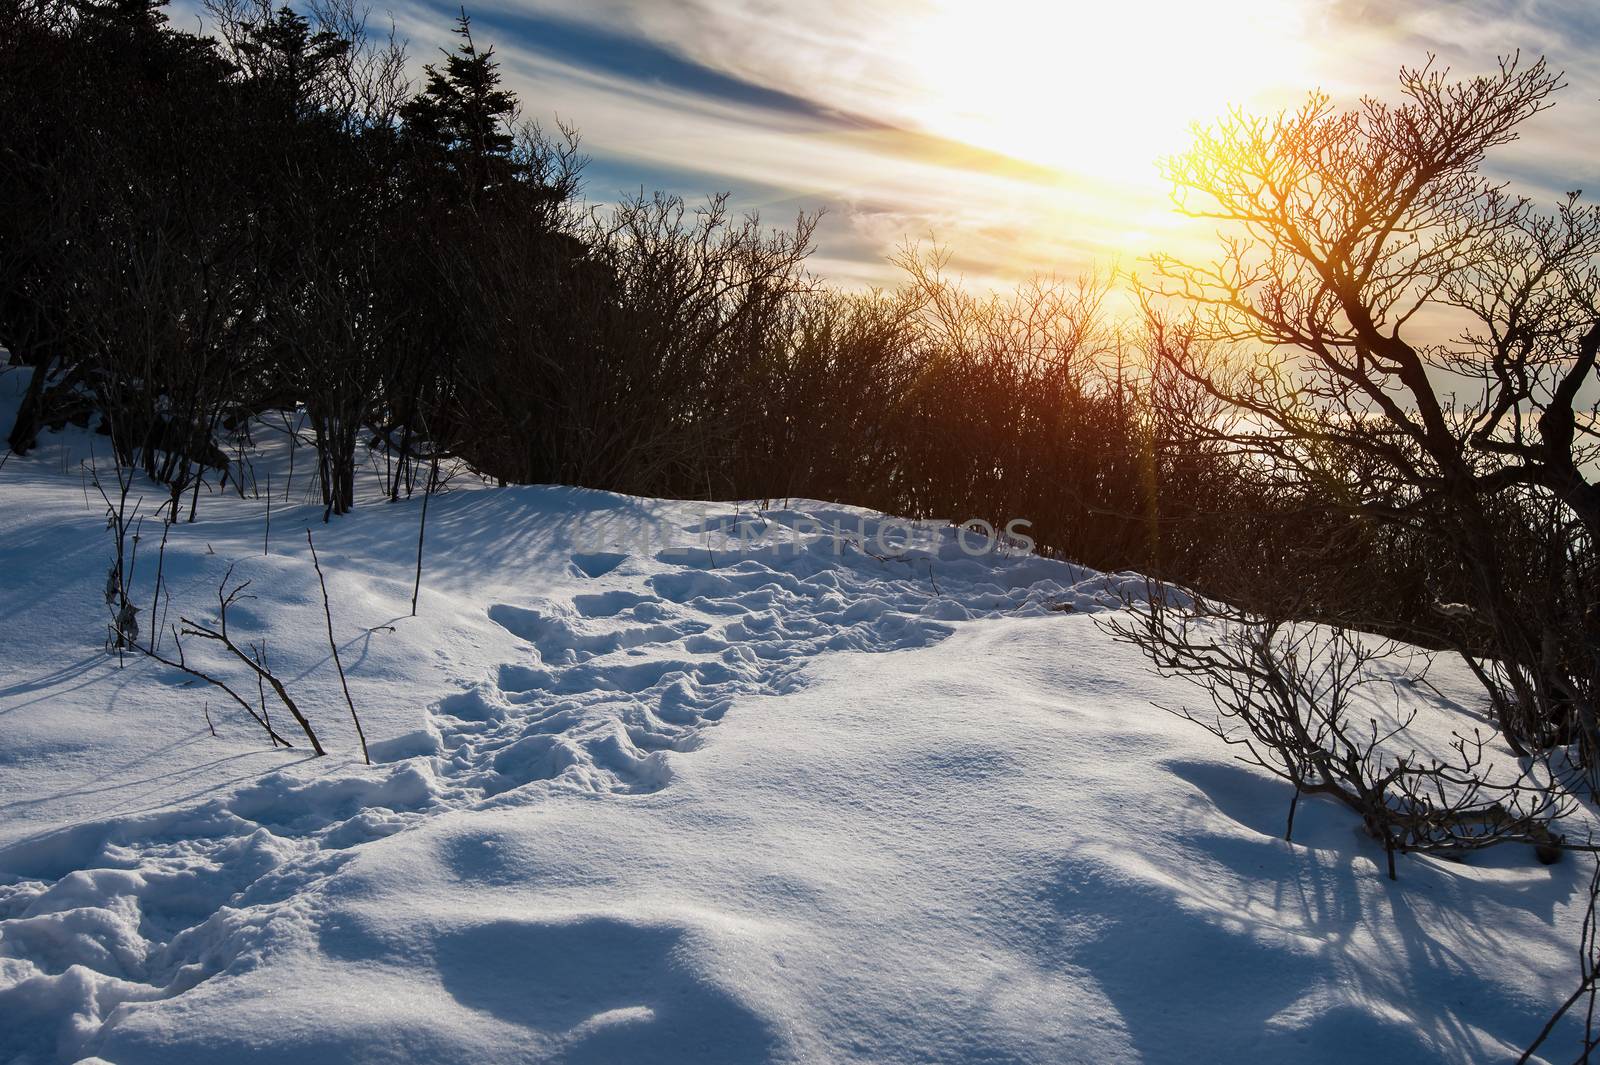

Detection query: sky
xmin=368 ymin=0 xmax=1600 ymax=292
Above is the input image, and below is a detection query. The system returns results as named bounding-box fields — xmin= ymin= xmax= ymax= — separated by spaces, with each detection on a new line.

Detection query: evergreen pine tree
xmin=236 ymin=5 xmax=350 ymax=122
xmin=399 ymin=9 xmax=521 ymax=198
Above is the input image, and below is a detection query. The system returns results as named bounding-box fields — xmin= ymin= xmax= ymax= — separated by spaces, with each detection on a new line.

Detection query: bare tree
xmin=1147 ymin=55 xmax=1599 ymax=766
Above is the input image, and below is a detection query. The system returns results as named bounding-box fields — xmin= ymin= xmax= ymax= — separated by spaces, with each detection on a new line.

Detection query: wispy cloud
xmin=368 ymin=1 xmax=1600 ymax=288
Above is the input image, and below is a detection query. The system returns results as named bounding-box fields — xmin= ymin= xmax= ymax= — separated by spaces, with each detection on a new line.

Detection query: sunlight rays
xmin=906 ymin=0 xmax=1311 ymax=185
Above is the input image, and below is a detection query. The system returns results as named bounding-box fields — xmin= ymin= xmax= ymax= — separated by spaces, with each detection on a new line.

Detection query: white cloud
xmin=204 ymin=0 xmax=1600 ymax=291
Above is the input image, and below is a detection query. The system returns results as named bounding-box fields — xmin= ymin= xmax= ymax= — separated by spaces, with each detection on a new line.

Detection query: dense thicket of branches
xmin=0 ymin=0 xmax=1257 ymax=568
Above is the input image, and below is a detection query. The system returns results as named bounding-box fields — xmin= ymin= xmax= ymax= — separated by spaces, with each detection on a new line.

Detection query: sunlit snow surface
xmin=0 ymin=365 xmax=1591 ymax=1063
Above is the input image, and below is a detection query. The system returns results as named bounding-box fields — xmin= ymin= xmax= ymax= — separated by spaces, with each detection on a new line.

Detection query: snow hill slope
xmin=0 ymin=368 xmax=1593 ymax=1063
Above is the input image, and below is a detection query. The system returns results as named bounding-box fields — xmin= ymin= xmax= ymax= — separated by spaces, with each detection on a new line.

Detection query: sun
xmin=905 ymin=0 xmax=1310 ymax=186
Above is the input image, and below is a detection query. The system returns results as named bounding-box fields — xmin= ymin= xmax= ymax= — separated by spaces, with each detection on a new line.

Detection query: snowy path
xmin=434 ymin=511 xmax=1128 ymax=803
xmin=0 ymin=497 xmax=1138 ymax=1063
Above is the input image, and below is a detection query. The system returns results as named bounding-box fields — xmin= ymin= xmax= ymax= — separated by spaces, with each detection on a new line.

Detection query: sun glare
xmin=908 ymin=0 xmax=1309 ymax=186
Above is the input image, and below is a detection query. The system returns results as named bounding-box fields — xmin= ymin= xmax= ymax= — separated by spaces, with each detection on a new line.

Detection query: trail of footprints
xmin=0 ymin=512 xmax=1133 ymax=1061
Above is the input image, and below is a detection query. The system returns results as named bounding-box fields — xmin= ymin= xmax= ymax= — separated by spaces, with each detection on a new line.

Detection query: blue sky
xmin=372 ymin=0 xmax=1600 ymax=290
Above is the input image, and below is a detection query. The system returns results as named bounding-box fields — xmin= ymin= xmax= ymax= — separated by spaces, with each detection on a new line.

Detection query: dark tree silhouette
xmin=1146 ymin=56 xmax=1600 ymax=767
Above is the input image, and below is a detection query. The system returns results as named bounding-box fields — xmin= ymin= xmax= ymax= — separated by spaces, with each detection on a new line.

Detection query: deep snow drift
xmin=0 ymin=367 xmax=1593 ymax=1064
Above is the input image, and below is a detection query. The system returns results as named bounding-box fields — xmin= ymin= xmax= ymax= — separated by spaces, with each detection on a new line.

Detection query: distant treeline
xmin=0 ymin=0 xmax=1575 ymax=677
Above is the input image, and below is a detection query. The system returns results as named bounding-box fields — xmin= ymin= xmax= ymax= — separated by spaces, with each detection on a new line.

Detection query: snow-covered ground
xmin=0 ymin=365 xmax=1592 ymax=1064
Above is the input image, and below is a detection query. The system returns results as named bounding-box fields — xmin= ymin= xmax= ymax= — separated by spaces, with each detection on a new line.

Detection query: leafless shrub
xmin=87 ymin=457 xmax=142 ymax=658
xmin=1107 ymin=586 xmax=1570 ymax=879
xmin=306 ymin=528 xmax=367 ymax=764
xmin=173 ymin=564 xmax=326 ymax=755
xmin=145 ymin=622 xmax=295 ymax=750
